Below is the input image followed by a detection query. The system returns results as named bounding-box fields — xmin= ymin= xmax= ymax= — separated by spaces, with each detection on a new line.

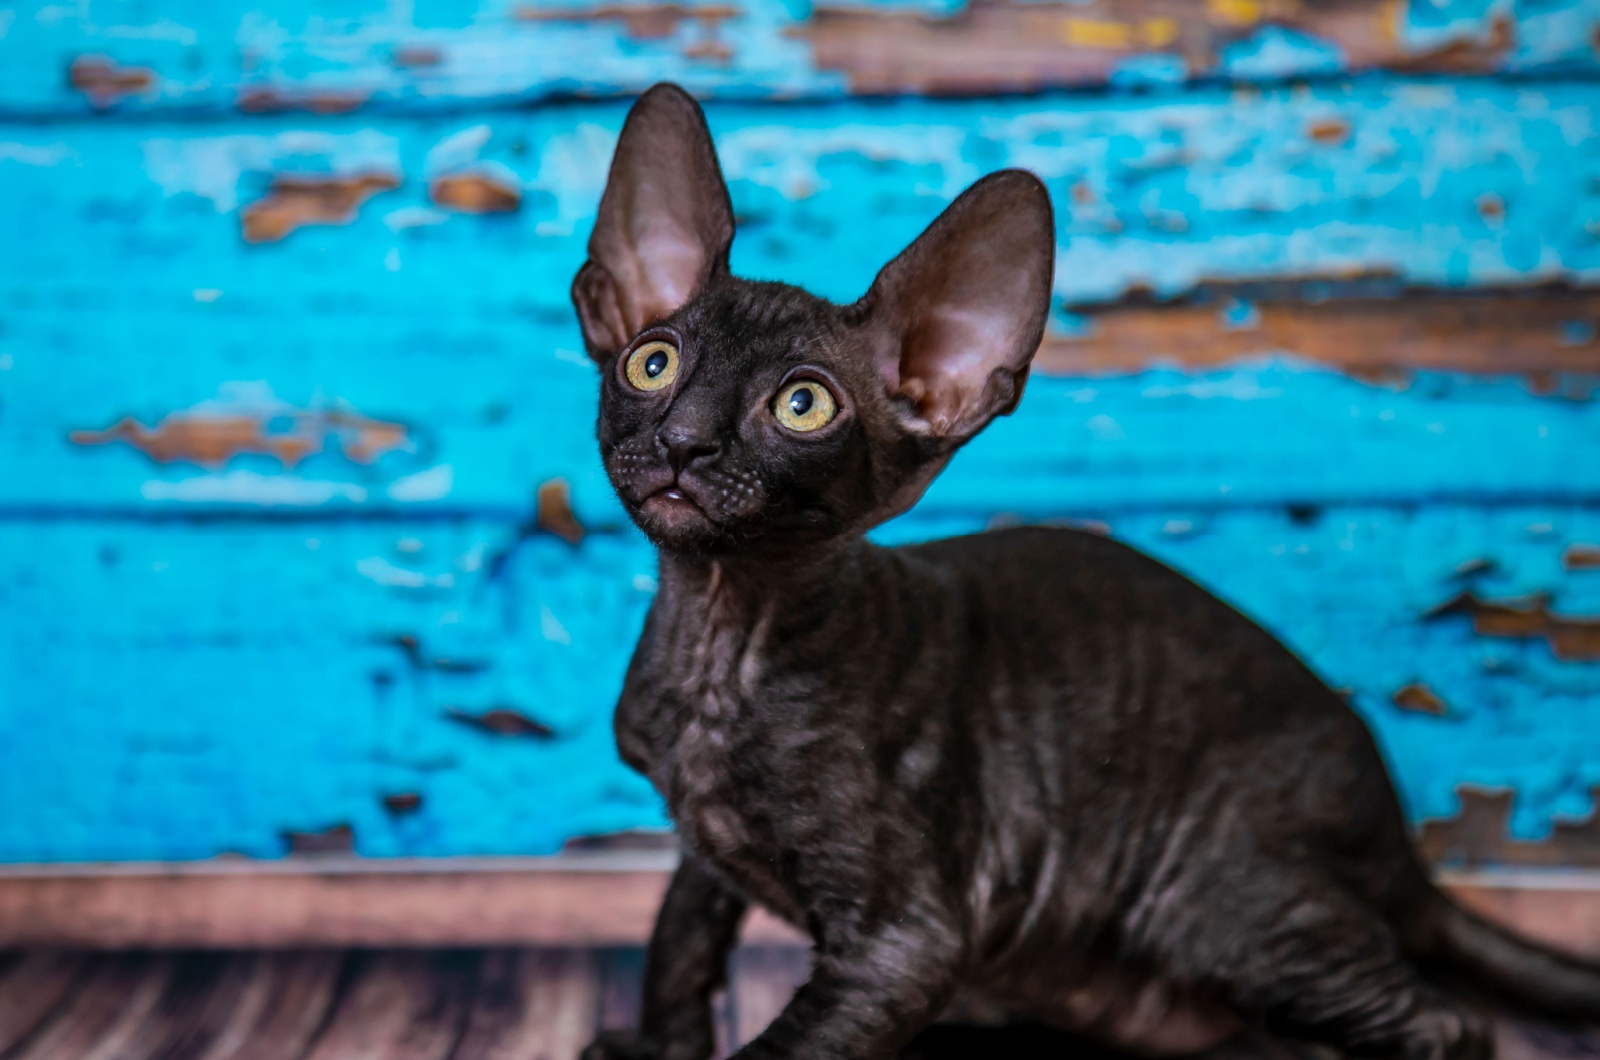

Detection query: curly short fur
xmin=573 ymin=84 xmax=1600 ymax=1060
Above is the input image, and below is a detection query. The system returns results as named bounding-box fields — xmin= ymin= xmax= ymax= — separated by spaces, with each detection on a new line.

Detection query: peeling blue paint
xmin=3 ymin=0 xmax=1600 ymax=116
xmin=1221 ymin=26 xmax=1348 ymax=81
xmin=1 ymin=504 xmax=1596 ymax=861
xmin=1 ymin=24 xmax=1598 ymax=863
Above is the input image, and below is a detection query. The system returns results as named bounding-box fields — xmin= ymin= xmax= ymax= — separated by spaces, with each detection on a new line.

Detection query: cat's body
xmin=622 ymin=525 xmax=1418 ymax=1059
xmin=574 ymin=85 xmax=1600 ymax=1060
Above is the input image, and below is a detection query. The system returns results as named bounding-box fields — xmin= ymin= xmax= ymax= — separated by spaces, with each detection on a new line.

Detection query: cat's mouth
xmin=642 ymin=481 xmax=720 ymax=528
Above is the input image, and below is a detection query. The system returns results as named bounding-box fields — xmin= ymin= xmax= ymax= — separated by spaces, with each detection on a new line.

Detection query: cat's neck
xmin=652 ymin=539 xmax=868 ymax=633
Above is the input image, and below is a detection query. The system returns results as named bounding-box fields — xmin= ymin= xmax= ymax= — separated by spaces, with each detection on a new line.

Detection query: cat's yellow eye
xmin=772 ymin=380 xmax=837 ymax=433
xmin=624 ymin=340 xmax=679 ymax=392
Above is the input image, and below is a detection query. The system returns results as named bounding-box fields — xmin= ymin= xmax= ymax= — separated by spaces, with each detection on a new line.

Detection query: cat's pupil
xmin=789 ymin=387 xmax=814 ymax=416
xmin=645 ymin=351 xmax=668 ymax=377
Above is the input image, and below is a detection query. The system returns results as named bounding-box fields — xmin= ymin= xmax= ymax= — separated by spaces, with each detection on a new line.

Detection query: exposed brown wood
xmin=430 ymin=174 xmax=522 ymax=214
xmin=237 ymin=88 xmax=370 ymax=115
xmin=1 ymin=943 xmax=1598 ymax=1060
xmin=537 ymin=478 xmax=587 ymax=545
xmin=1034 ymin=287 xmax=1600 ymax=381
xmin=196 ymin=951 xmax=346 ymax=1060
xmin=512 ymin=4 xmax=738 ymax=40
xmin=68 ymin=56 xmax=156 ymax=107
xmin=8 ymin=953 xmax=176 ymax=1060
xmin=0 ymin=855 xmax=796 ymax=949
xmin=301 ymin=951 xmax=479 ymax=1060
xmin=4 ymin=857 xmax=1600 ymax=957
xmin=793 ymin=0 xmax=1508 ymax=96
xmin=449 ymin=949 xmax=600 ymax=1060
xmin=1392 ymin=682 xmax=1449 ymax=716
xmin=240 ymin=173 xmax=401 ymax=244
xmin=1427 ymin=593 xmax=1600 ymax=662
xmin=283 ymin=825 xmax=356 ymax=857
xmin=443 ymin=706 xmax=556 ymax=739
xmin=103 ymin=952 xmax=255 ymax=1060
xmin=0 ymin=951 xmax=88 ymax=1055
xmin=68 ymin=409 xmax=411 ymax=469
xmin=1419 ymin=786 xmax=1600 ymax=869
xmin=1566 ymin=544 xmax=1600 ymax=570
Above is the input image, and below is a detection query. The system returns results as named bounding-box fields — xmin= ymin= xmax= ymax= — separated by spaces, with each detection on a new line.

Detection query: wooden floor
xmin=3 ymin=946 xmax=1600 ymax=1060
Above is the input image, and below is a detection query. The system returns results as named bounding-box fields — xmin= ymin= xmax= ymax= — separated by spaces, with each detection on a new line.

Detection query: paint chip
xmin=1475 ymin=193 xmax=1506 ymax=227
xmin=71 ymin=408 xmax=411 ymax=468
xmin=1426 ymin=592 xmax=1600 ymax=662
xmin=444 ymin=706 xmax=556 ymax=739
xmin=382 ymin=792 xmax=424 ymax=814
xmin=1392 ymin=682 xmax=1448 ymax=716
xmin=513 ymin=3 xmax=737 ymax=40
xmin=69 ymin=55 xmax=155 ymax=107
xmin=241 ymin=172 xmax=400 ymax=243
xmin=1307 ymin=118 xmax=1350 ymax=146
xmin=283 ymin=823 xmax=355 ymax=856
xmin=430 ymin=172 xmax=522 ymax=214
xmin=537 ymin=479 xmax=586 ymax=545
xmin=1565 ymin=545 xmax=1600 ymax=571
xmin=393 ymin=46 xmax=444 ymax=68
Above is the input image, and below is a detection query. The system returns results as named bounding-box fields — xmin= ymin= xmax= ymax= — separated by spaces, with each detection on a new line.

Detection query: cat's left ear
xmin=855 ymin=169 xmax=1055 ymax=445
xmin=572 ymin=83 xmax=736 ymax=359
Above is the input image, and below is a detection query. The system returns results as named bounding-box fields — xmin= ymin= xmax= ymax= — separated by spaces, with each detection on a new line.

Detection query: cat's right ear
xmin=854 ymin=169 xmax=1055 ymax=447
xmin=571 ymin=83 xmax=735 ymax=359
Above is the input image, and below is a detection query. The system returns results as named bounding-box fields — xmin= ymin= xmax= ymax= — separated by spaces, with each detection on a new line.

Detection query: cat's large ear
xmin=855 ymin=170 xmax=1055 ymax=445
xmin=571 ymin=83 xmax=735 ymax=359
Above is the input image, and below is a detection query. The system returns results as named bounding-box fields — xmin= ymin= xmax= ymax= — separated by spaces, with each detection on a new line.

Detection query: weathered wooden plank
xmin=1040 ymin=286 xmax=1600 ymax=384
xmin=0 ymin=951 xmax=90 ymax=1056
xmin=196 ymin=951 xmax=347 ymax=1060
xmin=449 ymin=949 xmax=601 ymax=1060
xmin=1 ymin=503 xmax=1598 ymax=865
xmin=7 ymin=953 xmax=175 ymax=1060
xmin=0 ymin=864 xmax=1597 ymax=958
xmin=299 ymin=951 xmax=479 ymax=1060
xmin=1 ymin=0 xmax=1596 ymax=116
xmin=97 ymin=952 xmax=258 ymax=1060
xmin=0 ymin=859 xmax=653 ymax=949
xmin=10 ymin=343 xmax=1600 ymax=520
xmin=4 ymin=88 xmax=1598 ymax=521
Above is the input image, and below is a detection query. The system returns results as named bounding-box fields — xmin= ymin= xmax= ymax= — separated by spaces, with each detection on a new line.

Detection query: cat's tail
xmin=1431 ymin=894 xmax=1600 ymax=1017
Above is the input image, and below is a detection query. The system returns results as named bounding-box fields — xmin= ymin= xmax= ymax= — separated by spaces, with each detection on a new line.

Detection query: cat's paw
xmin=580 ymin=1030 xmax=665 ymax=1060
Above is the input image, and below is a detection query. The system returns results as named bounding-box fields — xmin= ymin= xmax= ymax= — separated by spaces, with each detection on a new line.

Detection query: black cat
xmin=572 ymin=84 xmax=1600 ymax=1060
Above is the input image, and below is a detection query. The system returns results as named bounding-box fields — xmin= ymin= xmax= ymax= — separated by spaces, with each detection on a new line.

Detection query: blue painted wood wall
xmin=1 ymin=0 xmax=1598 ymax=864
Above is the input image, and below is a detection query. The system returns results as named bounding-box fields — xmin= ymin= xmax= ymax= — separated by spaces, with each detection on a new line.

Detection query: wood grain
xmin=197 ymin=952 xmax=347 ymax=1060
xmin=2 ymin=859 xmax=1597 ymax=956
xmin=300 ymin=951 xmax=479 ymax=1060
xmin=1037 ymin=287 xmax=1600 ymax=382
xmin=8 ymin=954 xmax=176 ymax=1060
xmin=0 ymin=951 xmax=88 ymax=1056
xmin=449 ymin=949 xmax=600 ymax=1060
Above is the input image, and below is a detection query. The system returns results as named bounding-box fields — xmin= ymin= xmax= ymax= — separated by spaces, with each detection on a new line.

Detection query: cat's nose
xmin=656 ymin=423 xmax=721 ymax=474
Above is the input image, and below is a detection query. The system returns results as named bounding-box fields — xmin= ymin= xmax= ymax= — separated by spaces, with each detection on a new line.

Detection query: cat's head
xmin=573 ymin=84 xmax=1055 ymax=557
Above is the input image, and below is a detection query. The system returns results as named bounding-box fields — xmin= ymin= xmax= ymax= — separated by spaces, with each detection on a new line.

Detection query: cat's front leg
xmin=583 ymin=850 xmax=748 ymax=1060
xmin=731 ymin=917 xmax=961 ymax=1060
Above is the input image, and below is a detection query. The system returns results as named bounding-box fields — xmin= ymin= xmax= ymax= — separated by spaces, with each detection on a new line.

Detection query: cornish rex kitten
xmin=573 ymin=84 xmax=1600 ymax=1060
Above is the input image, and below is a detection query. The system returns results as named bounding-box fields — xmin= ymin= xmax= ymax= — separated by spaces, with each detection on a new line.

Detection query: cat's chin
xmin=635 ymin=490 xmax=729 ymax=552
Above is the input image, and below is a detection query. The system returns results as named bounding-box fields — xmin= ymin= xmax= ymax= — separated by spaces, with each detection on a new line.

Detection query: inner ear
xmin=572 ymin=83 xmax=735 ymax=358
xmin=856 ymin=169 xmax=1055 ymax=443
